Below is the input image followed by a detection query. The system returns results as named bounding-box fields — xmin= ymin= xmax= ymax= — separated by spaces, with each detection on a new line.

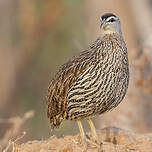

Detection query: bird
xmin=46 ymin=13 xmax=129 ymax=147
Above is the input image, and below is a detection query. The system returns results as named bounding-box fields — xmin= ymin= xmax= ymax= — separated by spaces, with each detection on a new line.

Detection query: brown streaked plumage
xmin=46 ymin=13 xmax=129 ymax=147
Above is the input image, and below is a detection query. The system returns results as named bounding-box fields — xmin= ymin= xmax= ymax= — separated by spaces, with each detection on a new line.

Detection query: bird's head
xmin=100 ymin=13 xmax=122 ymax=34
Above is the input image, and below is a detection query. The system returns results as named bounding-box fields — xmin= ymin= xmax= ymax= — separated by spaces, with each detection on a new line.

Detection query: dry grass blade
xmin=0 ymin=110 xmax=35 ymax=151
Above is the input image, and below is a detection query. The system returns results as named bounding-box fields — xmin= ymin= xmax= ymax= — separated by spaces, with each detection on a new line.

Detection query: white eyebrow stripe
xmin=106 ymin=16 xmax=117 ymax=22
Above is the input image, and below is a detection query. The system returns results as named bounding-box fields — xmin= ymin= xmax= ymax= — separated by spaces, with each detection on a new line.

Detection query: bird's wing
xmin=46 ymin=49 xmax=95 ymax=120
xmin=67 ymin=63 xmax=104 ymax=118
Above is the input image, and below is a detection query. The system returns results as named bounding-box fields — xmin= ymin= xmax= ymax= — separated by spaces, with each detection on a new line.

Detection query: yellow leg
xmin=77 ymin=120 xmax=85 ymax=140
xmin=77 ymin=120 xmax=100 ymax=148
xmin=87 ymin=119 xmax=99 ymax=143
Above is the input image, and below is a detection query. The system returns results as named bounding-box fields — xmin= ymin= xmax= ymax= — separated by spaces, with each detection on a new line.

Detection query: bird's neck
xmin=104 ymin=29 xmax=122 ymax=35
xmin=99 ymin=29 xmax=122 ymax=40
xmin=100 ymin=26 xmax=122 ymax=36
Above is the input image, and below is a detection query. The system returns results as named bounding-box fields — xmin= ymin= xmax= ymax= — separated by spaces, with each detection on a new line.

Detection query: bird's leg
xmin=77 ymin=120 xmax=89 ymax=149
xmin=77 ymin=120 xmax=100 ymax=148
xmin=77 ymin=120 xmax=86 ymax=141
xmin=87 ymin=119 xmax=99 ymax=143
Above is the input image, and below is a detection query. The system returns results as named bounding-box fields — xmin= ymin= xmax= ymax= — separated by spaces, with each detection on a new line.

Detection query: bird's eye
xmin=108 ymin=18 xmax=115 ymax=22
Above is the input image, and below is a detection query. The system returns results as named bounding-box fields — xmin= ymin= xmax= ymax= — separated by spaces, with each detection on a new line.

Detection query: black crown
xmin=101 ymin=13 xmax=116 ymax=20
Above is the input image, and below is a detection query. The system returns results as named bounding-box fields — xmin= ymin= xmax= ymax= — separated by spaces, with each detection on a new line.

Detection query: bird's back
xmin=46 ymin=33 xmax=129 ymax=129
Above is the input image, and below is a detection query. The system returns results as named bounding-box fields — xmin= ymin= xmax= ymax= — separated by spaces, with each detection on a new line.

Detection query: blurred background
xmin=1 ymin=0 xmax=152 ymax=149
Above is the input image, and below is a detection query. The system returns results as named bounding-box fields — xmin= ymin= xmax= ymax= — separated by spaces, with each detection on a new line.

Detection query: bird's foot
xmin=85 ymin=137 xmax=101 ymax=148
xmin=78 ymin=135 xmax=108 ymax=149
xmin=76 ymin=135 xmax=88 ymax=150
xmin=86 ymin=134 xmax=101 ymax=148
xmin=77 ymin=135 xmax=99 ymax=149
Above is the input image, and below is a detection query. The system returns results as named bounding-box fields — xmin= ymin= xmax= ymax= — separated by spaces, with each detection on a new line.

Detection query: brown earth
xmin=14 ymin=127 xmax=152 ymax=152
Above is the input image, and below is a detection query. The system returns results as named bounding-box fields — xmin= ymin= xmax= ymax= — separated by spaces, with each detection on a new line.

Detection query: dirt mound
xmin=13 ymin=127 xmax=152 ymax=152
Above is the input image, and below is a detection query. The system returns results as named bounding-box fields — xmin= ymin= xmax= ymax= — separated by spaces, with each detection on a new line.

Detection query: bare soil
xmin=14 ymin=127 xmax=152 ymax=152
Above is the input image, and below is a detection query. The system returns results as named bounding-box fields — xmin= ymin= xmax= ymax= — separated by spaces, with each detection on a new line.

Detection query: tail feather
xmin=48 ymin=113 xmax=64 ymax=130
